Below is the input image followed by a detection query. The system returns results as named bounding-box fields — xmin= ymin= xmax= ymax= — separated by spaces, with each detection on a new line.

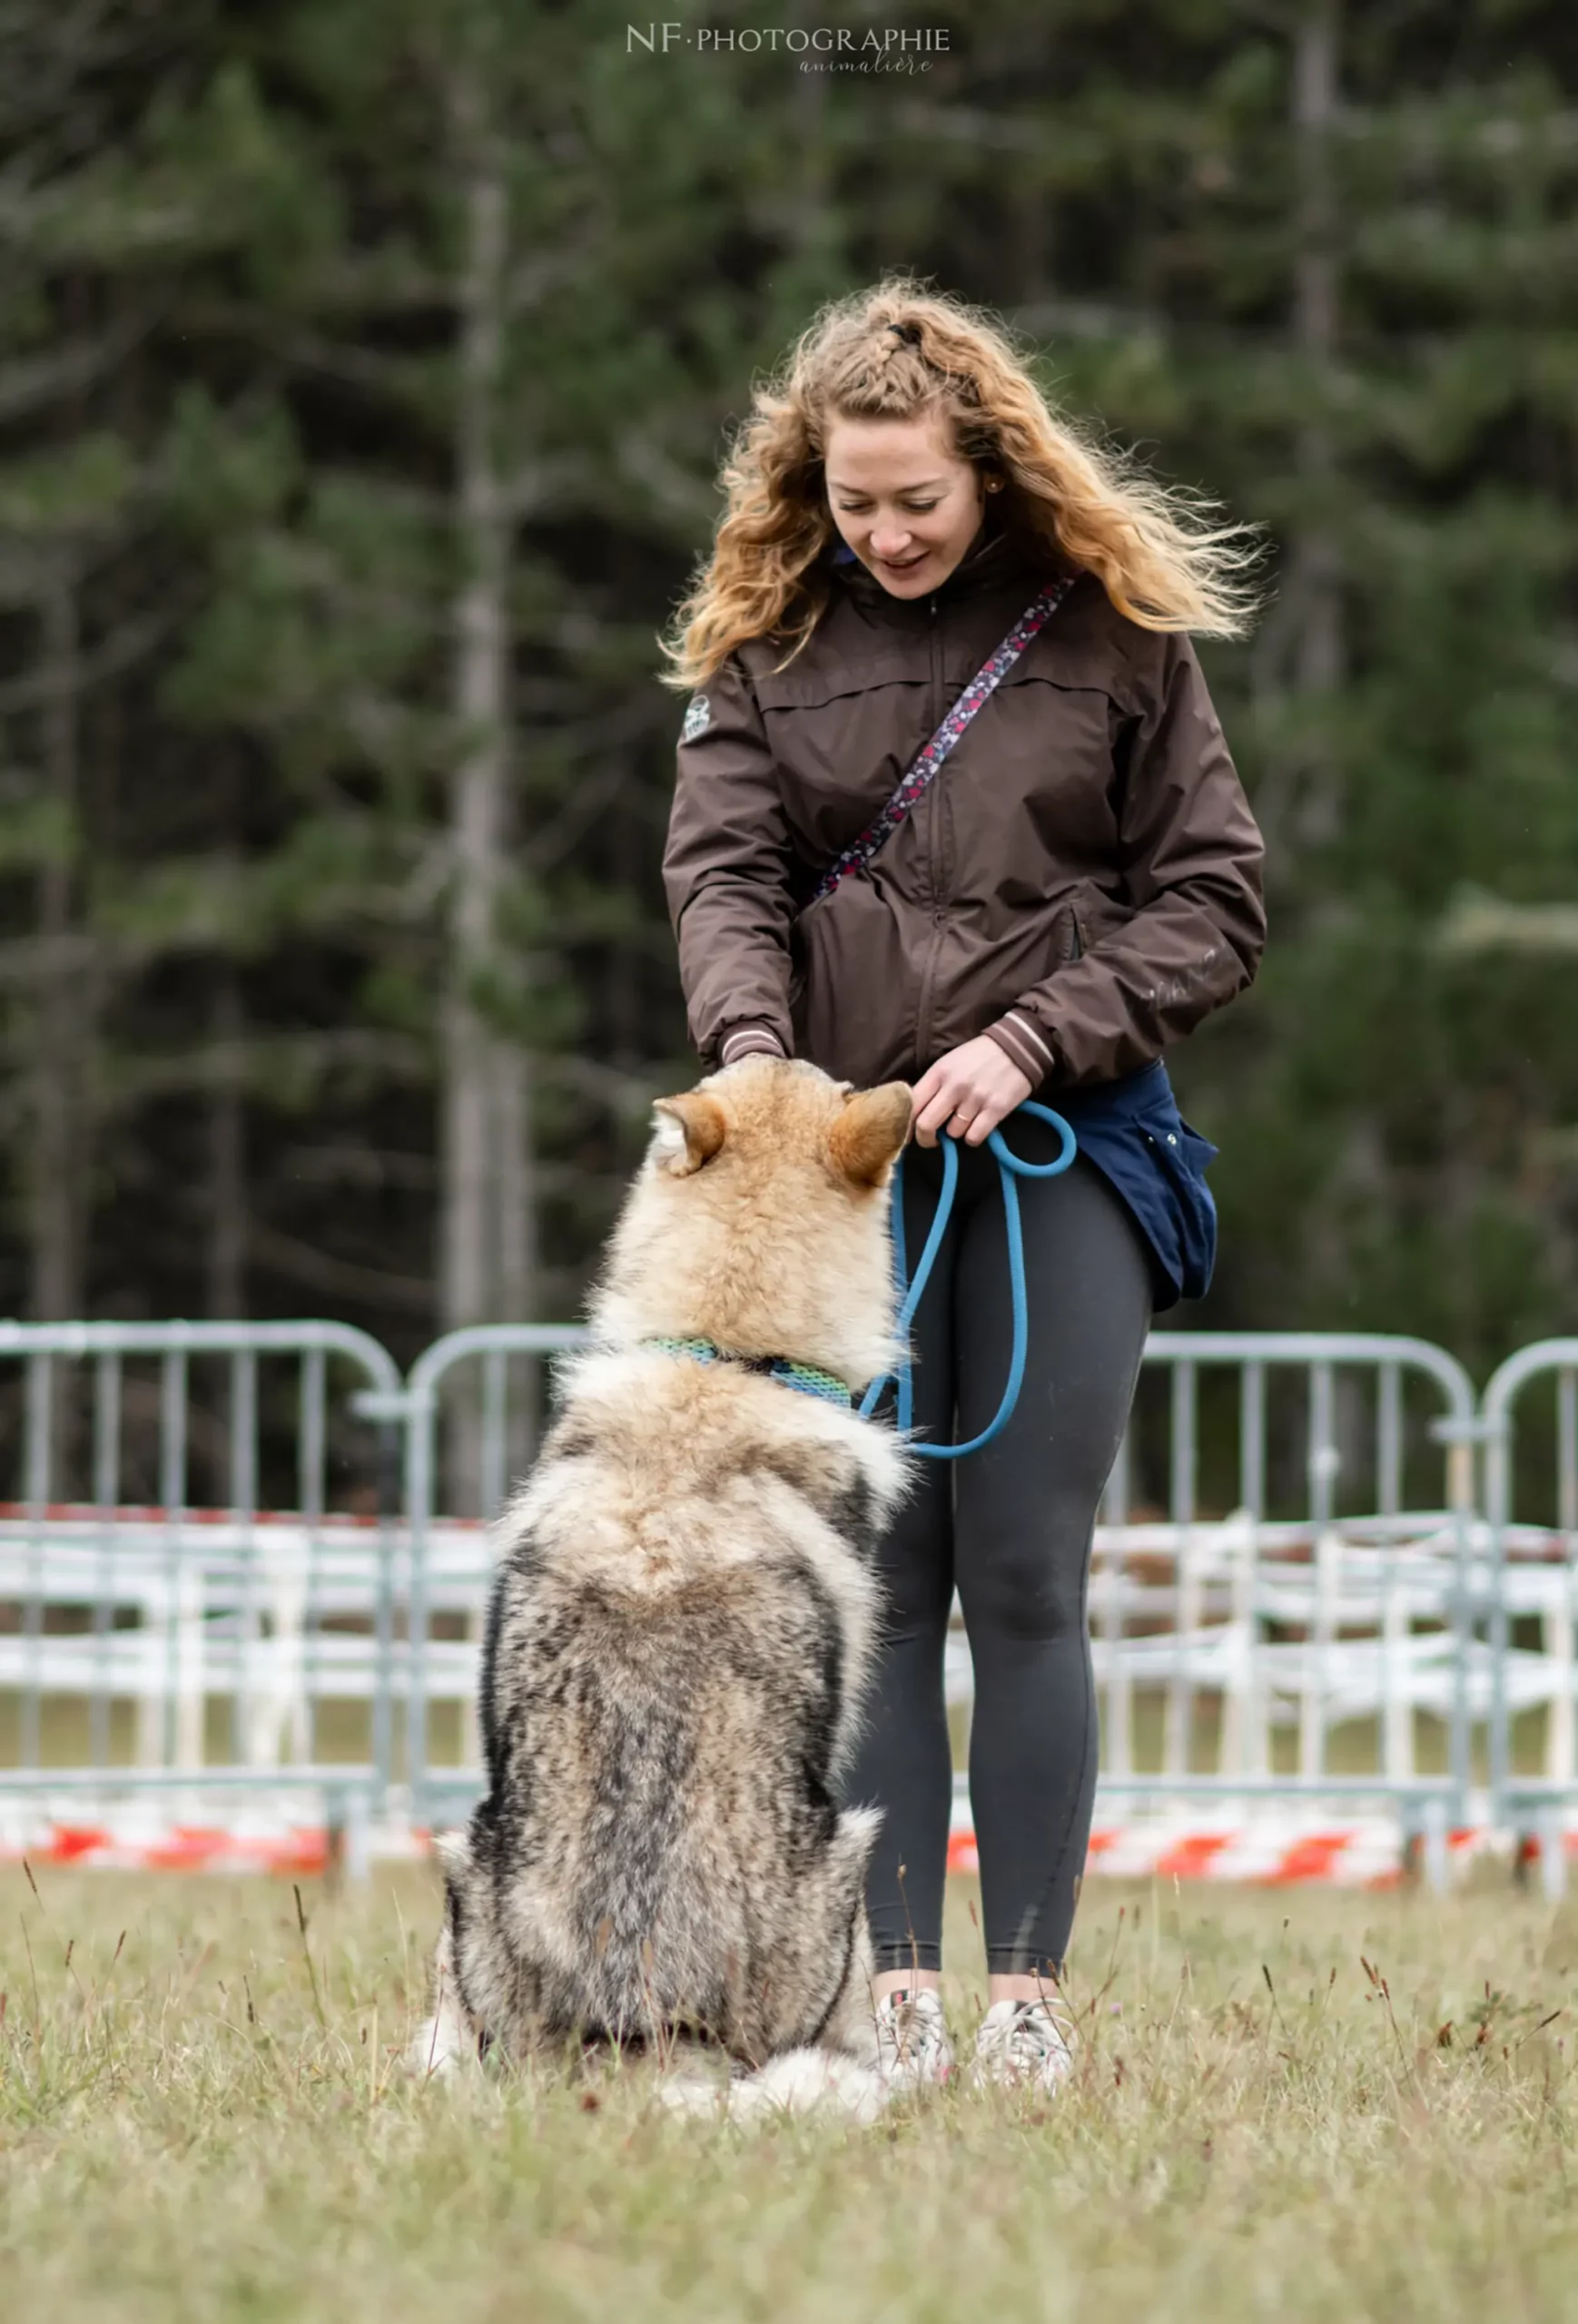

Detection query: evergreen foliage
xmin=0 ymin=0 xmax=1573 ymax=1376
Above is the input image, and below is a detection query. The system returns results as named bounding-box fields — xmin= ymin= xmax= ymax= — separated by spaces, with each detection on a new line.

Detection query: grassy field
xmin=3 ymin=1863 xmax=1577 ymax=2321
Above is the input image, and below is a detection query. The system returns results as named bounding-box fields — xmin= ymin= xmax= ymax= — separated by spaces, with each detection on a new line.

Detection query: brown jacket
xmin=663 ymin=523 xmax=1266 ymax=1092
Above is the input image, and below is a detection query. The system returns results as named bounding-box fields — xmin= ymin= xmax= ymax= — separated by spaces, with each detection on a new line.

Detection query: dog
xmin=413 ymin=1056 xmax=913 ymax=2118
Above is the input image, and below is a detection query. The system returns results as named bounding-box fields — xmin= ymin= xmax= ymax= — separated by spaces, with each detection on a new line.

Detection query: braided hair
xmin=663 ymin=275 xmax=1266 ymax=684
xmin=869 ymin=319 xmax=923 ymax=373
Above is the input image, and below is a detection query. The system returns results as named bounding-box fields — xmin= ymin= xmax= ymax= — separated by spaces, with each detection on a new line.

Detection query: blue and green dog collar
xmin=644 ymin=1336 xmax=852 ymax=1409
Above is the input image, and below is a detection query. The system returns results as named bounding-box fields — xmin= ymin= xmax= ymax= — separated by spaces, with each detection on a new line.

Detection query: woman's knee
xmin=956 ymin=1510 xmax=1091 ymax=1644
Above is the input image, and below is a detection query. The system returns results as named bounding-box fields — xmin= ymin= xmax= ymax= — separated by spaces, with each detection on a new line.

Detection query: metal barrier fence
xmin=389 ymin=1326 xmax=1484 ymax=1848
xmin=0 ymin=1322 xmax=401 ymax=1838
xmin=1086 ymin=1334 xmax=1478 ymax=1883
xmin=1 ymin=1316 xmax=1574 ymax=1889
xmin=1480 ymin=1340 xmax=1578 ymax=1890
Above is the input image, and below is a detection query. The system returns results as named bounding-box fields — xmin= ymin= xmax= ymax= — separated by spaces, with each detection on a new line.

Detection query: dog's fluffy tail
xmin=660 ymin=2047 xmax=890 ymax=2126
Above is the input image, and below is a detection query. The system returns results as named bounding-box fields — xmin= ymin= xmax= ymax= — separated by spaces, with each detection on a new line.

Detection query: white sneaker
xmin=872 ymin=1986 xmax=954 ymax=2091
xmin=967 ymin=1997 xmax=1078 ymax=2094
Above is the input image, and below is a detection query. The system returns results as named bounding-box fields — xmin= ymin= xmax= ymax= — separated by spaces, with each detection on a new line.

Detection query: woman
xmin=661 ymin=280 xmax=1266 ymax=2093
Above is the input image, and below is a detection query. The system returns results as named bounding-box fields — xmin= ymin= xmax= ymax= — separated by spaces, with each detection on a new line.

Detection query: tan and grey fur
xmin=415 ymin=1057 xmax=913 ymax=2118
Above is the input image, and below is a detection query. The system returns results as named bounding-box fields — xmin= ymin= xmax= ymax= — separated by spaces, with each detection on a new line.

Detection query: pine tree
xmin=4 ymin=0 xmax=1575 ymax=1394
xmin=0 ymin=0 xmax=219 ymax=1322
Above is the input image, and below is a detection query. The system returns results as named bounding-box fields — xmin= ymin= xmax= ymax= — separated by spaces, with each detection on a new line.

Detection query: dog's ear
xmin=651 ymin=1091 xmax=729 ymax=1177
xmin=828 ymin=1081 xmax=912 ymax=1187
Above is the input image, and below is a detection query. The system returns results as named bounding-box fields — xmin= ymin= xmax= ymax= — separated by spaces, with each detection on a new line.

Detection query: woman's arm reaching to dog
xmin=664 ymin=654 xmax=798 ymax=1071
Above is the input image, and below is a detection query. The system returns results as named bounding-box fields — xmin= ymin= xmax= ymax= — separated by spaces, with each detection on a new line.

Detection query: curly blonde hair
xmin=660 ymin=276 xmax=1265 ymax=689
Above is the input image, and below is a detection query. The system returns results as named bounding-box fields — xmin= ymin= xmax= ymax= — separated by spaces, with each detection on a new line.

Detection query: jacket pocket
xmin=1067 ymin=879 xmax=1135 ymax=956
xmin=1148 ymin=1116 xmax=1219 ymax=1303
xmin=789 ymin=876 xmax=915 ymax=1084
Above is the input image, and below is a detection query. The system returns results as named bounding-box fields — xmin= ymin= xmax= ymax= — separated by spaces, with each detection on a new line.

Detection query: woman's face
xmin=824 ymin=411 xmax=987 ymax=599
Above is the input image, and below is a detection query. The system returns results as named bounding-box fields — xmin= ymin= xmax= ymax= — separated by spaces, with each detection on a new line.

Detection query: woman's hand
xmin=911 ymin=1037 xmax=1033 ymax=1149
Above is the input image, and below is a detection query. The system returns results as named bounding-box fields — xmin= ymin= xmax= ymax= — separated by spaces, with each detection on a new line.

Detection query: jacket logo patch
xmin=681 ymin=692 xmax=711 ymax=743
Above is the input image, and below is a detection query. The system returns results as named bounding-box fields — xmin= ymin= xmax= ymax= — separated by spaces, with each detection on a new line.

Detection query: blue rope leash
xmin=857 ymin=1100 xmax=1078 ymax=1458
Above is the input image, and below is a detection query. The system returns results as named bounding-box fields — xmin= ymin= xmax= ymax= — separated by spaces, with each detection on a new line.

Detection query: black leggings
xmin=845 ymin=1121 xmax=1154 ymax=1980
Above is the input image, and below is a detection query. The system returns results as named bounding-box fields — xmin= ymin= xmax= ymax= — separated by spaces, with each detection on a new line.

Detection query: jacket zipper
xmin=914 ymin=592 xmax=946 ymax=1068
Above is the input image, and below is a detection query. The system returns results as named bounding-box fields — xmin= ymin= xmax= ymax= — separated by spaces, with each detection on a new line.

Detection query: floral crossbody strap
xmin=806 ymin=570 xmax=1081 ymax=911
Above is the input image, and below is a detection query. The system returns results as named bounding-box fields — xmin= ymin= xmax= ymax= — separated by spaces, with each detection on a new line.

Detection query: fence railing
xmin=0 ymin=1318 xmax=1574 ymax=1890
xmin=1477 ymin=1340 xmax=1578 ymax=1889
xmin=0 ymin=1322 xmax=403 ymax=1832
xmin=1090 ymin=1334 xmax=1478 ymax=1862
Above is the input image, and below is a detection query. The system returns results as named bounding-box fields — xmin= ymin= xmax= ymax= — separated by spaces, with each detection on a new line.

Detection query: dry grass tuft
xmin=3 ymin=1865 xmax=1577 ymax=2320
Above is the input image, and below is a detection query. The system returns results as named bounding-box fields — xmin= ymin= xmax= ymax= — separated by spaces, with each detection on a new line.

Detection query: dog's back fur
xmin=416 ymin=1059 xmax=912 ymax=2112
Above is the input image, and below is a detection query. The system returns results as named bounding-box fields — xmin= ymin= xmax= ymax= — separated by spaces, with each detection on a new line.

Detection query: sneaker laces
xmin=873 ymin=1986 xmax=952 ymax=2085
xmin=972 ymin=1996 xmax=1077 ymax=2090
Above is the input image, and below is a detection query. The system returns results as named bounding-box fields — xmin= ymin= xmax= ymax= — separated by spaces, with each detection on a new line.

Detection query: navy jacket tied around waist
xmin=1050 ymin=1059 xmax=1218 ymax=1310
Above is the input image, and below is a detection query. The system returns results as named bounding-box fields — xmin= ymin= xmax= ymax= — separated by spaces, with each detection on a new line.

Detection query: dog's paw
xmin=658 ymin=2049 xmax=890 ymax=2125
xmin=655 ymin=2074 xmax=733 ymax=2119
xmin=740 ymin=2048 xmax=890 ymax=2123
xmin=405 ymin=2012 xmax=478 ymax=2080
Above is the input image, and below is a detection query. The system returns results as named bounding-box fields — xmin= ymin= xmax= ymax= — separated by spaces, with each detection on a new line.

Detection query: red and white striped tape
xmin=0 ymin=1803 xmax=1554 ymax=1886
xmin=945 ymin=1818 xmax=1509 ymax=1887
xmin=0 ymin=1806 xmax=429 ymax=1877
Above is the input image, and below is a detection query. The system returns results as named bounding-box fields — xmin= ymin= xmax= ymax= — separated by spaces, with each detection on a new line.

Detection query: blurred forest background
xmin=1 ymin=0 xmax=1575 ymax=1377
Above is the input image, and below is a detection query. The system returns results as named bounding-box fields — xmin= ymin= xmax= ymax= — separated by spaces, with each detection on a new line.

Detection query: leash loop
xmin=857 ymin=1101 xmax=1077 ymax=1457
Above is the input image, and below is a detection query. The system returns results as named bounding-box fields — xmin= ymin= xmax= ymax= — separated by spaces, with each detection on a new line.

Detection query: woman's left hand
xmin=911 ymin=1037 xmax=1032 ymax=1149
